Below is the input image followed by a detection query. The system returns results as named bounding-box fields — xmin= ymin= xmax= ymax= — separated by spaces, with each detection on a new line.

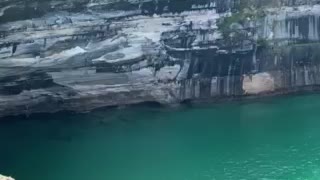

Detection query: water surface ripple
xmin=1 ymin=95 xmax=320 ymax=180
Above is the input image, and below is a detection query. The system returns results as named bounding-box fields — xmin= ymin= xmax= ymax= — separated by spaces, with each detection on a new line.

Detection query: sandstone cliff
xmin=1 ymin=0 xmax=320 ymax=117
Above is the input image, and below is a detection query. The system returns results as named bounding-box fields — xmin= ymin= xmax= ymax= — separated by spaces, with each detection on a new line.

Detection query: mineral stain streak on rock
xmin=0 ymin=0 xmax=320 ymax=117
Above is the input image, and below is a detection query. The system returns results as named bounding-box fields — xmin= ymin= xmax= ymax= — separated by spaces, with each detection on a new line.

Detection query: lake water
xmin=1 ymin=95 xmax=320 ymax=180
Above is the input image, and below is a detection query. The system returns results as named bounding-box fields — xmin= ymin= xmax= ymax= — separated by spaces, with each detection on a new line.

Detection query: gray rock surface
xmin=1 ymin=0 xmax=320 ymax=117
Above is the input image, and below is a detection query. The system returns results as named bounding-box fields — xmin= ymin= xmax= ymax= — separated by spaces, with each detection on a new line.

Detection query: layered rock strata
xmin=1 ymin=0 xmax=320 ymax=117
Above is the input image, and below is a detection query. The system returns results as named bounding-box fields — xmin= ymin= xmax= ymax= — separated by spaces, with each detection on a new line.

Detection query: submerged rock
xmin=1 ymin=0 xmax=320 ymax=117
xmin=0 ymin=174 xmax=14 ymax=180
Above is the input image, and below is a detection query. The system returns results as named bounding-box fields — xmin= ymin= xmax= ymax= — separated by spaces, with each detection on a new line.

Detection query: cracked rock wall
xmin=1 ymin=0 xmax=320 ymax=117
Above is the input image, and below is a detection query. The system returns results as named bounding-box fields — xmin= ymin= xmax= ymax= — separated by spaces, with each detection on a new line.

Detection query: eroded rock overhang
xmin=1 ymin=0 xmax=320 ymax=117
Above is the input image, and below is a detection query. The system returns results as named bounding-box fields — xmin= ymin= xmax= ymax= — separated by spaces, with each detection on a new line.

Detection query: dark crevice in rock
xmin=0 ymin=70 xmax=60 ymax=95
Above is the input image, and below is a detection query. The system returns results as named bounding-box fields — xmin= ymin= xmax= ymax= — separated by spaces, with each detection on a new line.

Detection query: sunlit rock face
xmin=1 ymin=0 xmax=320 ymax=117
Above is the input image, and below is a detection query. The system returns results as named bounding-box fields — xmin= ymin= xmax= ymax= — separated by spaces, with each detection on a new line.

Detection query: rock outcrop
xmin=1 ymin=0 xmax=320 ymax=117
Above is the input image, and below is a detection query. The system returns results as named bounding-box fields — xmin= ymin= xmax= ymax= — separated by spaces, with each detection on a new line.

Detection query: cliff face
xmin=1 ymin=0 xmax=320 ymax=117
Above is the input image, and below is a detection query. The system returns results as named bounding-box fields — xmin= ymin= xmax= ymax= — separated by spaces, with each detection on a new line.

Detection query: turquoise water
xmin=1 ymin=95 xmax=320 ymax=180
